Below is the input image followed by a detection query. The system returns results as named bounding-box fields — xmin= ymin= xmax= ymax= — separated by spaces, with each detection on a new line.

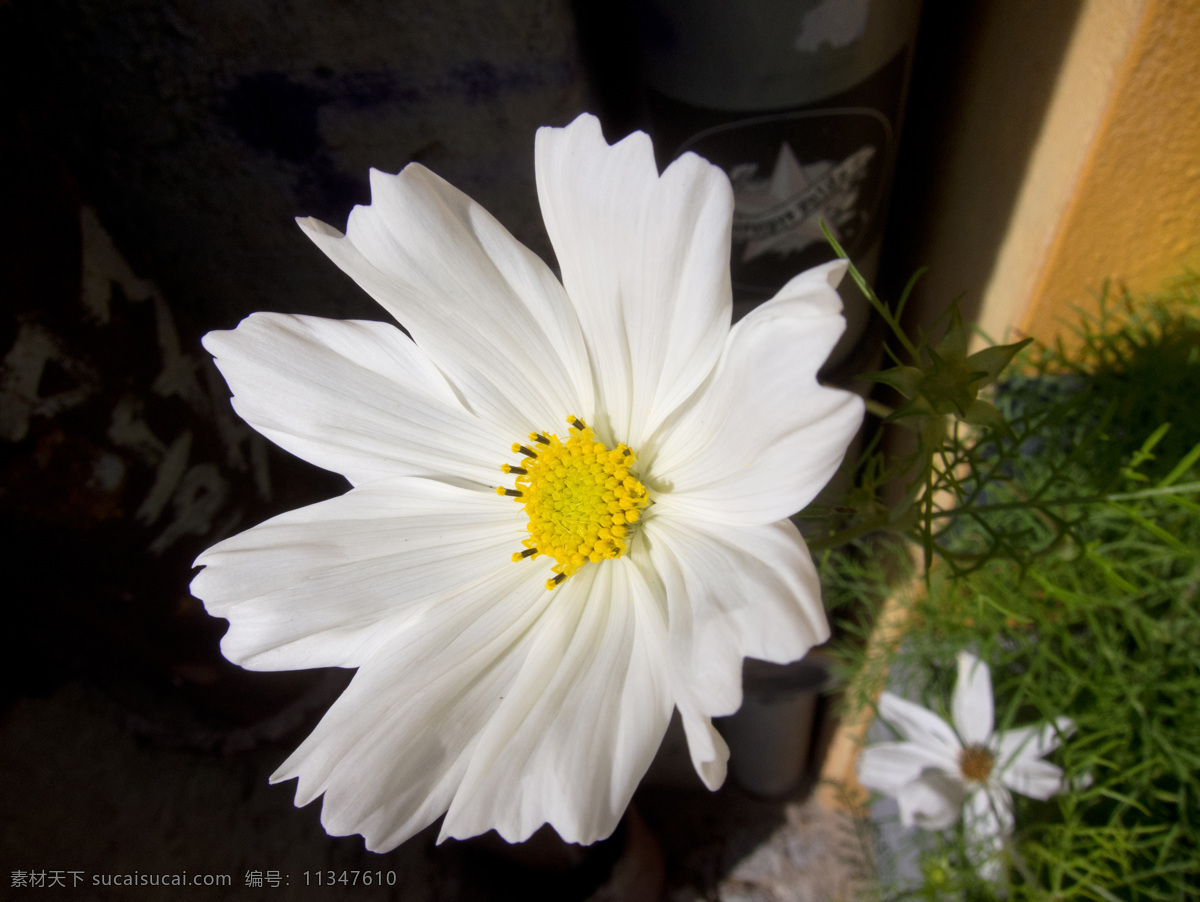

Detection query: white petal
xmin=270 ymin=562 xmax=553 ymax=852
xmin=966 ymin=785 xmax=1014 ymax=840
xmin=999 ymin=756 xmax=1065 ymax=801
xmin=297 ymin=166 xmax=593 ymax=439
xmin=964 ymin=785 xmax=1014 ymax=879
xmin=192 ymin=477 xmax=529 ymax=669
xmin=952 ymin=651 xmax=995 ymax=747
xmin=621 ymin=524 xmax=734 ymax=791
xmin=203 ymin=314 xmax=505 ymax=486
xmin=878 ymin=692 xmax=963 ymax=760
xmin=440 ymin=558 xmax=674 ymax=845
xmin=535 ymin=113 xmax=733 ymax=448
xmin=677 ymin=707 xmax=730 ymax=791
xmin=995 ymin=716 xmax=1074 ymax=765
xmin=645 ymin=260 xmax=864 ymax=526
xmin=638 ymin=510 xmax=829 ymax=719
xmin=896 ymin=770 xmax=966 ymax=830
xmin=857 ymin=742 xmax=958 ymax=794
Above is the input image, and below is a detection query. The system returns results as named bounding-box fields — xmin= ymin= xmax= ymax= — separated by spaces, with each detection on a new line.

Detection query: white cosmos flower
xmin=857 ymin=651 xmax=1074 ymax=875
xmin=190 ymin=113 xmax=863 ymax=852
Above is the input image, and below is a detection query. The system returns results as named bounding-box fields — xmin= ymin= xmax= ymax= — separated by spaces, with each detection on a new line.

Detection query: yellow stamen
xmin=498 ymin=416 xmax=650 ymax=590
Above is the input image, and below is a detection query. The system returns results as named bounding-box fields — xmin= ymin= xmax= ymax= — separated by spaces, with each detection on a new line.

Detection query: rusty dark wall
xmin=1 ymin=0 xmax=589 ymax=721
xmin=0 ymin=79 xmax=345 ymax=728
xmin=12 ymin=0 xmax=587 ymax=328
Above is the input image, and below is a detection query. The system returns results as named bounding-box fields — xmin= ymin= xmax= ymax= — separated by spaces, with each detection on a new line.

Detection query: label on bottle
xmin=647 ymin=49 xmax=909 ymax=306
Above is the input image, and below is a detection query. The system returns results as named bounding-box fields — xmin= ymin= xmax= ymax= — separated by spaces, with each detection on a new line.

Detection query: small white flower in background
xmin=191 ymin=113 xmax=863 ymax=852
xmin=857 ymin=650 xmax=1074 ymax=877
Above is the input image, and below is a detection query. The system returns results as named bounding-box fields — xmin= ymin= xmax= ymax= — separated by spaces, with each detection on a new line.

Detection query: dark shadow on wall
xmin=877 ymin=0 xmax=1087 ymax=337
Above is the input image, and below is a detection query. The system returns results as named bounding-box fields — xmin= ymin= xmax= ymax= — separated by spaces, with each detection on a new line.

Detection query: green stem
xmin=820 ymin=221 xmax=920 ymax=360
xmin=807 ymin=511 xmax=894 ymax=551
xmin=864 ymin=398 xmax=895 ymax=419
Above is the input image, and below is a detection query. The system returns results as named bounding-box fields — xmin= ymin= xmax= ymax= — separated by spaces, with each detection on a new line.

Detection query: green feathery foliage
xmin=821 ymin=267 xmax=1200 ymax=899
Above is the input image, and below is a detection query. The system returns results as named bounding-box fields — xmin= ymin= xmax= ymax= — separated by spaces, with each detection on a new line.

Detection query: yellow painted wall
xmin=1019 ymin=0 xmax=1200 ymax=343
xmin=972 ymin=0 xmax=1146 ymax=346
xmin=896 ymin=0 xmax=1146 ymax=352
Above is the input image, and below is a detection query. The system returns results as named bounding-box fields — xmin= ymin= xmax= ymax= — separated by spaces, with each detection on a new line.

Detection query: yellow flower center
xmin=959 ymin=745 xmax=995 ymax=783
xmin=496 ymin=416 xmax=649 ymax=591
